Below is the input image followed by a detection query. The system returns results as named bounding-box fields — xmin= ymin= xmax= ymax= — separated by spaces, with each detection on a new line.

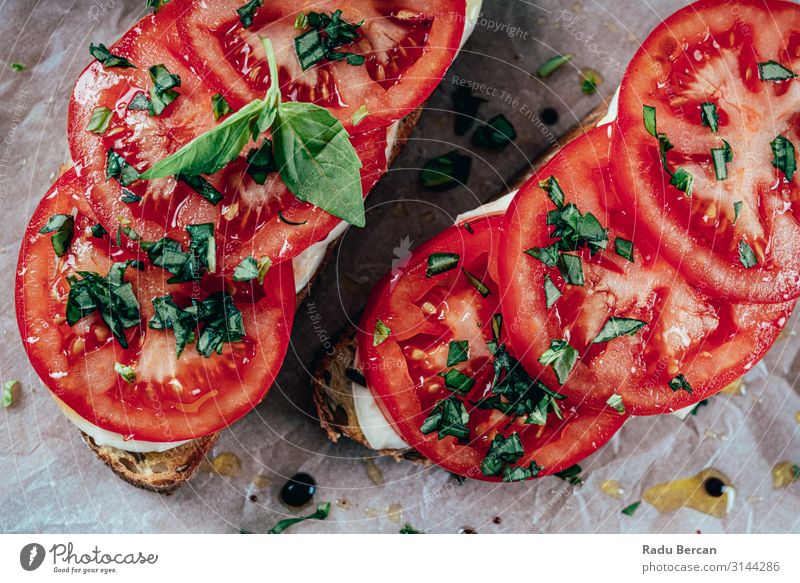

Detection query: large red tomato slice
xmin=178 ymin=0 xmax=466 ymax=134
xmin=499 ymin=126 xmax=793 ymax=415
xmin=16 ymin=169 xmax=296 ymax=442
xmin=68 ymin=1 xmax=388 ymax=271
xmin=358 ymin=214 xmax=624 ymax=481
xmin=614 ymin=0 xmax=800 ymax=303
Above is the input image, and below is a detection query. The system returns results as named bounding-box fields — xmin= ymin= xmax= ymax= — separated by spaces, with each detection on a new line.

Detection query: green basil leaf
xmin=615 ymin=237 xmax=634 ymax=262
xmin=670 ymin=166 xmax=694 ymax=197
xmin=420 ymin=395 xmax=470 ymax=440
xmin=273 ymin=100 xmax=365 ymax=226
xmin=555 ymin=464 xmax=583 ymax=485
xmin=374 ymin=319 xmax=391 ymax=346
xmin=295 ymin=29 xmax=327 ymax=70
xmin=503 ymin=461 xmax=542 ymax=482
xmin=711 ymin=147 xmax=729 ymax=180
xmin=621 ymin=501 xmax=641 ymax=517
xmin=700 ymin=102 xmax=718 ymax=133
xmin=106 ymin=149 xmax=139 ymax=186
xmin=472 ymin=114 xmax=517 ymax=150
xmin=146 ymin=0 xmax=171 ymax=14
xmin=147 ymin=64 xmax=181 ymax=116
xmin=114 ymin=362 xmax=136 ymax=383
xmin=557 ymin=253 xmax=584 ymax=286
xmin=11 ymin=63 xmax=26 ymax=72
xmin=39 ymin=214 xmax=74 ymax=257
xmin=461 ymin=267 xmax=490 ymax=297
xmin=771 ymin=135 xmax=796 ymax=182
xmin=89 ymin=43 xmax=135 ymax=69
xmin=178 ymin=174 xmax=224 ymax=205
xmin=538 ymin=339 xmax=578 ymax=385
xmin=237 ymin=0 xmax=263 ymax=29
xmin=120 ymin=189 xmax=141 ymax=204
xmin=668 ymin=374 xmax=692 ymax=394
xmin=481 ymin=433 xmax=524 ymax=477
xmin=643 ymin=105 xmax=657 ymax=138
xmin=446 ymin=340 xmax=469 ymax=367
xmin=351 ymin=105 xmax=369 ymax=127
xmin=657 ymin=132 xmax=673 ymax=172
xmin=543 ymin=274 xmax=561 ymax=309
xmin=245 ymin=138 xmax=276 ymax=184
xmin=738 ymin=240 xmax=758 ymax=269
xmin=420 ymin=151 xmax=472 ymax=191
xmin=758 ymin=60 xmax=797 ymax=81
xmin=426 ymin=252 xmax=460 ymax=277
xmin=536 ymin=53 xmax=573 ymax=78
xmin=607 ymin=394 xmax=625 ymax=414
xmin=525 ymin=243 xmax=560 ymax=267
xmin=294 ymin=12 xmax=309 ymax=30
xmin=438 ymin=369 xmax=475 ymax=395
xmin=579 ymin=67 xmax=602 ymax=94
xmin=91 ymin=223 xmax=107 ymax=238
xmin=149 ymin=295 xmax=196 ymax=358
xmin=399 ymin=523 xmax=422 ymax=534
xmin=539 ymin=175 xmax=565 ymax=209
xmin=3 ymin=380 xmax=18 ymax=408
xmin=211 ymin=93 xmax=233 ymax=120
xmin=87 ymin=106 xmax=113 ymax=135
xmin=592 ymin=317 xmax=646 ymax=344
xmin=733 ymin=201 xmax=742 ymax=224
xmin=233 ymin=256 xmax=272 ymax=283
xmin=266 ymin=502 xmax=331 ymax=534
xmin=127 ymin=92 xmax=151 ymax=111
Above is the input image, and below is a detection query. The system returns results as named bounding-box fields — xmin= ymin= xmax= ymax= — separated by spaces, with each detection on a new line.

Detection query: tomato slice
xmin=68 ymin=2 xmax=388 ymax=270
xmin=358 ymin=214 xmax=624 ymax=480
xmin=499 ymin=126 xmax=793 ymax=415
xmin=16 ymin=169 xmax=296 ymax=441
xmin=178 ymin=0 xmax=465 ymax=134
xmin=614 ymin=0 xmax=800 ymax=302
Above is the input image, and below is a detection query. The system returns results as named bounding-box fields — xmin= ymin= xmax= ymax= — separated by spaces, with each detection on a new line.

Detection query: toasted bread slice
xmin=310 ymin=104 xmax=610 ymax=458
xmin=76 ymin=109 xmax=424 ymax=494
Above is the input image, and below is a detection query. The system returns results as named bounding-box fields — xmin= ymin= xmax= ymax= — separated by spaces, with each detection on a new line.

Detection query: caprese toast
xmin=15 ymin=0 xmax=478 ymax=493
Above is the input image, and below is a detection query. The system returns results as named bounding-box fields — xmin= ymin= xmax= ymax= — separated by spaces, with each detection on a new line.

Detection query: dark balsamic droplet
xmin=458 ymin=527 xmax=477 ymax=534
xmin=249 ymin=494 xmax=258 ymax=502
xmin=493 ymin=516 xmax=502 ymax=525
xmin=540 ymin=107 xmax=559 ymax=125
xmin=703 ymin=477 xmax=726 ymax=497
xmin=280 ymin=472 xmax=317 ymax=507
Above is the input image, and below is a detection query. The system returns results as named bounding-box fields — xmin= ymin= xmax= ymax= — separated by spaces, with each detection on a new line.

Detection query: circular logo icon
xmin=19 ymin=543 xmax=46 ymax=571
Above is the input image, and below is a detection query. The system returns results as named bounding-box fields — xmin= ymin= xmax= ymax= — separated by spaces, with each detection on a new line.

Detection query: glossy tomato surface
xmin=499 ymin=126 xmax=793 ymax=415
xmin=614 ymin=0 xmax=800 ymax=302
xmin=358 ymin=214 xmax=624 ymax=480
xmin=68 ymin=0 xmax=388 ymax=271
xmin=178 ymin=0 xmax=466 ymax=134
xmin=16 ymin=170 xmax=296 ymax=441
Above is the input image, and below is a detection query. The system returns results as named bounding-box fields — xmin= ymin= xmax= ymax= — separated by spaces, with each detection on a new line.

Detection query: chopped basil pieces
xmin=446 ymin=340 xmax=469 ymax=366
xmin=114 ymin=362 xmax=136 ymax=383
xmin=87 ymin=106 xmax=113 ymax=135
xmin=426 ymin=252 xmax=460 ymax=277
xmin=3 ymin=380 xmax=18 ymax=408
xmin=245 ymin=139 xmax=276 ymax=184
xmin=399 ymin=524 xmax=422 ymax=534
xmin=643 ymin=105 xmax=657 ymax=138
xmin=233 ymin=256 xmax=272 ymax=284
xmin=237 ymin=0 xmax=263 ymax=28
xmin=211 ymin=93 xmax=233 ymax=120
xmin=738 ymin=240 xmax=758 ymax=269
xmin=141 ymin=223 xmax=216 ymax=283
xmin=615 ymin=237 xmax=634 ymax=262
xmin=554 ymin=464 xmax=583 ymax=485
xmin=106 ymin=149 xmax=139 ymax=186
xmin=607 ymin=394 xmax=625 ymax=414
xmin=592 ymin=317 xmax=646 ymax=344
xmin=758 ymin=60 xmax=797 ymax=82
xmin=621 ymin=501 xmax=641 ymax=516
xmin=536 ymin=54 xmax=574 ymax=78
xmin=39 ymin=214 xmax=74 ymax=257
xmin=11 ymin=63 xmax=26 ymax=72
xmin=525 ymin=243 xmax=560 ymax=267
xmin=539 ymin=175 xmax=565 ymax=208
xmin=481 ymin=433 xmax=524 ymax=477
xmin=668 ymin=373 xmax=692 ymax=394
xmin=89 ymin=43 xmax=135 ymax=69
xmin=491 ymin=313 xmax=503 ymax=344
xmin=178 ymin=174 xmax=224 ymax=205
xmin=90 ymin=223 xmax=107 ymax=238
xmin=461 ymin=267 xmax=490 ymax=297
xmin=127 ymin=92 xmax=151 ymax=111
xmin=146 ymin=0 xmax=170 ymax=14
xmin=148 ymin=64 xmax=181 ymax=116
xmin=711 ymin=147 xmax=729 ymax=180
xmin=438 ymin=369 xmax=475 ymax=395
xmin=266 ymin=502 xmax=331 ymax=534
xmin=420 ymin=395 xmax=469 ymax=440
xmin=670 ymin=166 xmax=694 ymax=197
xmin=579 ymin=67 xmax=602 ymax=94
xmin=294 ymin=12 xmax=308 ymax=30
xmin=503 ymin=461 xmax=542 ymax=482
xmin=351 ymin=105 xmax=369 ymax=127
xmin=463 ymin=221 xmax=474 ymax=234
xmin=548 ymin=203 xmax=608 ymax=254
xmin=657 ymin=132 xmax=673 ymax=173
xmin=120 ymin=189 xmax=141 ymax=204
xmin=543 ymin=275 xmax=561 ymax=309
xmin=538 ymin=339 xmax=578 ymax=385
xmin=65 ymin=263 xmax=141 ymax=349
xmin=293 ymin=10 xmax=364 ymax=71
xmin=374 ymin=319 xmax=391 ymax=346
xmin=557 ymin=253 xmax=584 ymax=286
xmin=472 ymin=114 xmax=517 ymax=150
xmin=733 ymin=201 xmax=742 ymax=224
xmin=700 ymin=102 xmax=718 ymax=133
xmin=452 ymin=86 xmax=487 ymax=136
xmin=771 ymin=135 xmax=796 ymax=181
xmin=420 ymin=151 xmax=472 ymax=191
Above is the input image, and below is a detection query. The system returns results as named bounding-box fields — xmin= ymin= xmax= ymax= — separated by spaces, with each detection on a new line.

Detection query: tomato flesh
xmin=68 ymin=2 xmax=388 ymax=271
xmin=499 ymin=126 xmax=793 ymax=415
xmin=614 ymin=0 xmax=800 ymax=302
xmin=178 ymin=0 xmax=466 ymax=133
xmin=359 ymin=214 xmax=624 ymax=480
xmin=16 ymin=170 xmax=296 ymax=441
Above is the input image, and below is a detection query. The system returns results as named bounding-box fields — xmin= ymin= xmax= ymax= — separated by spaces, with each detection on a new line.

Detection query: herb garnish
xmin=738 ymin=240 xmax=759 ymax=268
xmin=580 ymin=68 xmax=602 ymax=94
xmin=237 ymin=0 xmax=263 ymax=29
xmin=89 ymin=43 xmax=135 ymax=69
xmin=539 ymin=175 xmax=565 ymax=208
xmin=543 ymin=274 xmax=561 ymax=309
xmin=420 ymin=151 xmax=472 ymax=191
xmin=607 ymin=394 xmax=625 ymax=414
xmin=554 ymin=464 xmax=583 ymax=485
xmin=427 ymin=252 xmax=459 ymax=277
xmin=621 ymin=501 xmax=641 ymax=516
xmin=91 ymin=223 xmax=107 ymax=238
xmin=668 ymin=373 xmax=692 ymax=394
xmin=245 ymin=139 xmax=276 ymax=184
xmin=538 ymin=339 xmax=578 ymax=385
xmin=758 ymin=60 xmax=797 ymax=82
xmin=65 ymin=262 xmax=141 ymax=349
xmin=438 ymin=369 xmax=475 ymax=395
xmin=525 ymin=243 xmax=560 ymax=267
xmin=592 ymin=317 xmax=646 ymax=344
xmin=557 ymin=253 xmax=584 ymax=286
xmin=373 ymin=319 xmax=391 ymax=346
xmin=615 ymin=237 xmax=634 ymax=262
xmin=472 ymin=115 xmax=517 ymax=150
xmin=233 ymin=255 xmax=272 ymax=284
xmin=178 ymin=174 xmax=224 ymax=205
xmin=446 ymin=340 xmax=469 ymax=366
xmin=503 ymin=461 xmax=542 ymax=482
xmin=711 ymin=147 xmax=728 ymax=180
xmin=147 ymin=64 xmax=181 ymax=116
xmin=39 ymin=214 xmax=74 ymax=257
xmin=700 ymin=102 xmax=718 ymax=133
xmin=733 ymin=201 xmax=742 ymax=224
xmin=127 ymin=92 xmax=151 ymax=111
xmin=669 ymin=166 xmax=694 ymax=197
xmin=480 ymin=433 xmax=524 ymax=477
xmin=106 ymin=149 xmax=139 ymax=186
xmin=120 ymin=189 xmax=142 ymax=204
xmin=3 ymin=380 xmax=18 ymax=408
xmin=146 ymin=0 xmax=170 ymax=14
xmin=351 ymin=105 xmax=369 ymax=127
xmin=536 ymin=54 xmax=573 ymax=78
xmin=114 ymin=362 xmax=136 ymax=383
xmin=420 ymin=395 xmax=469 ymax=440
xmin=11 ymin=63 xmax=26 ymax=72
xmin=399 ymin=524 xmax=423 ymax=534
xmin=141 ymin=223 xmax=216 ymax=283
xmin=294 ymin=10 xmax=364 ymax=71
xmin=771 ymin=135 xmax=796 ymax=181
xmin=266 ymin=502 xmax=331 ymax=534
xmin=461 ymin=267 xmax=490 ymax=297
xmin=211 ymin=93 xmax=233 ymax=120
xmin=87 ymin=106 xmax=113 ymax=135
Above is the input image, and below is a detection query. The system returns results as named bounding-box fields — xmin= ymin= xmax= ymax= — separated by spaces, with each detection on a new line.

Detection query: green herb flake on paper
xmin=621 ymin=501 xmax=641 ymax=517
xmin=266 ymin=502 xmax=331 ymax=534
xmin=536 ymin=54 xmax=574 ymax=78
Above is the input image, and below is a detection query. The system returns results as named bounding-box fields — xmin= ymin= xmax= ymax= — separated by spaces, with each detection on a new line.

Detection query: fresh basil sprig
xmin=139 ymin=37 xmax=365 ymax=226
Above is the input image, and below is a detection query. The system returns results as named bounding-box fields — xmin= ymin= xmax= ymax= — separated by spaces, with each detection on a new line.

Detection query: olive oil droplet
xmin=600 ymin=479 xmax=625 ymax=499
xmin=771 ymin=461 xmax=799 ymax=489
xmin=211 ymin=452 xmax=241 ymax=477
xmin=386 ymin=503 xmax=403 ymax=523
xmin=721 ymin=379 xmax=745 ymax=395
xmin=642 ymin=468 xmax=734 ymax=518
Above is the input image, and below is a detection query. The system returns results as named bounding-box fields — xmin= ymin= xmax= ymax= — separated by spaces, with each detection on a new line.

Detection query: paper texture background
xmin=1 ymin=0 xmax=798 ymax=534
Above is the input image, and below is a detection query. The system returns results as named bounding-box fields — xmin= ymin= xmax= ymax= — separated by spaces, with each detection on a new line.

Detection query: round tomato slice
xmin=614 ymin=0 xmax=800 ymax=302
xmin=178 ymin=0 xmax=465 ymax=134
xmin=16 ymin=169 xmax=295 ymax=442
xmin=358 ymin=214 xmax=624 ymax=481
xmin=68 ymin=2 xmax=388 ymax=271
xmin=499 ymin=126 xmax=793 ymax=415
